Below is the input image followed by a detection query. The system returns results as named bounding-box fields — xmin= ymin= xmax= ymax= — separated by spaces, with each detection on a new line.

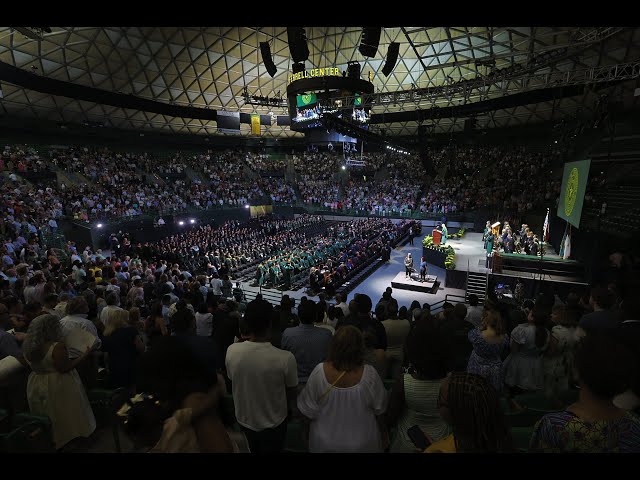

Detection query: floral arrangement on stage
xmin=422 ymin=229 xmax=465 ymax=270
xmin=449 ymin=228 xmax=466 ymax=239
xmin=422 ymin=240 xmax=455 ymax=269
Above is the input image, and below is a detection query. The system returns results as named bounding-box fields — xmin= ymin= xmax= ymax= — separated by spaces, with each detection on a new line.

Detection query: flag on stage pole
xmin=543 ymin=208 xmax=550 ymax=242
xmin=559 ymin=221 xmax=568 ymax=258
xmin=563 ymin=224 xmax=572 ymax=260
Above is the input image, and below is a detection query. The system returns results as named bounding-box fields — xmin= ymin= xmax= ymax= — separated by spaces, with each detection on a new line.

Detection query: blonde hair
xmin=481 ymin=309 xmax=506 ymax=336
xmin=104 ymin=309 xmax=130 ymax=336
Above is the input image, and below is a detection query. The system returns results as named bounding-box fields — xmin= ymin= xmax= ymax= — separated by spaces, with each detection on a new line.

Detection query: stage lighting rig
xmin=242 ymin=88 xmax=288 ymax=108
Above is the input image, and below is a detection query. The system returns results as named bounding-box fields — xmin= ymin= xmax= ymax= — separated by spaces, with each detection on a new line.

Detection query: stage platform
xmin=441 ymin=232 xmax=588 ymax=293
xmin=391 ymin=272 xmax=439 ymax=294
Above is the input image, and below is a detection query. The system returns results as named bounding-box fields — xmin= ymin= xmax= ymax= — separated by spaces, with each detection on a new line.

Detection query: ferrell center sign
xmin=288 ymin=67 xmax=342 ymax=84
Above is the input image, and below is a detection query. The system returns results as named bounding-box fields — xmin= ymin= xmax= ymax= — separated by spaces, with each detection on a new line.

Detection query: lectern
xmin=432 ymin=229 xmax=442 ymax=246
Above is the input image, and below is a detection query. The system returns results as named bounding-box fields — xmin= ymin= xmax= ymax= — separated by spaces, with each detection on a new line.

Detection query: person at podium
xmin=440 ymin=223 xmax=448 ymax=245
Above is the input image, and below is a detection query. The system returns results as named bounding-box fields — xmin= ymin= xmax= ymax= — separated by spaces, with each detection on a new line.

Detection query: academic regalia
xmin=531 ymin=240 xmax=539 ymax=257
xmin=485 ymin=235 xmax=495 ymax=268
xmin=503 ymin=236 xmax=514 ymax=254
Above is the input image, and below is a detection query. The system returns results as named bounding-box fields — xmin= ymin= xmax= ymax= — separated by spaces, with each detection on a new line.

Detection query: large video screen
xmin=557 ymin=159 xmax=591 ymax=228
xmin=292 ymin=91 xmax=320 ymax=126
xmin=217 ymin=111 xmax=240 ymax=134
xmin=290 ymin=90 xmax=369 ymax=129
xmin=352 ymin=93 xmax=370 ymax=123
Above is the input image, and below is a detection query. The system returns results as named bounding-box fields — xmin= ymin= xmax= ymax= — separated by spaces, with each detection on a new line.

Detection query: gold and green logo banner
xmin=557 ymin=159 xmax=591 ymax=228
xmin=251 ymin=114 xmax=261 ymax=136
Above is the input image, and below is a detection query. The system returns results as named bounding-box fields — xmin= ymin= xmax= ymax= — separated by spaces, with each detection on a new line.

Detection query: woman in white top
xmin=195 ymin=303 xmax=213 ymax=337
xmin=503 ymin=306 xmax=550 ymax=394
xmin=297 ymin=325 xmax=389 ymax=452
xmin=543 ymin=305 xmax=584 ymax=402
xmin=22 ymin=314 xmax=96 ymax=450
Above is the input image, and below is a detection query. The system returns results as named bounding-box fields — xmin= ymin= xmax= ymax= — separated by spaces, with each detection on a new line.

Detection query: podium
xmin=432 ymin=229 xmax=442 ymax=246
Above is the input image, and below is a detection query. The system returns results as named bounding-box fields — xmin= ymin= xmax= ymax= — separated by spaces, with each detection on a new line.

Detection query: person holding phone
xmin=407 ymin=425 xmax=432 ymax=450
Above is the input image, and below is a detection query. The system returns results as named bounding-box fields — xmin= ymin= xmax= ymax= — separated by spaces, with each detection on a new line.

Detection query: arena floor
xmin=240 ymin=236 xmax=467 ymax=311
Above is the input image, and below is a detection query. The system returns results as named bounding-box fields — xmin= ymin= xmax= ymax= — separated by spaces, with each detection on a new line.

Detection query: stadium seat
xmin=88 ymin=387 xmax=127 ymax=453
xmin=0 ymin=413 xmax=55 ymax=453
xmin=220 ymin=394 xmax=242 ymax=432
xmin=510 ymin=426 xmax=534 ymax=453
xmin=504 ymin=408 xmax=546 ymax=428
xmin=514 ymin=392 xmax=562 ymax=412
xmin=284 ymin=418 xmax=308 ymax=453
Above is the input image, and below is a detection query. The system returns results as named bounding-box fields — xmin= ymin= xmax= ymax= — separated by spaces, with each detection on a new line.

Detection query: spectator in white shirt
xmin=466 ymin=294 xmax=484 ymax=328
xmin=100 ymin=292 xmax=123 ymax=329
xmin=195 ymin=303 xmax=213 ymax=337
xmin=59 ymin=296 xmax=101 ymax=389
xmin=210 ymin=274 xmax=223 ymax=298
xmin=334 ymin=293 xmax=349 ymax=318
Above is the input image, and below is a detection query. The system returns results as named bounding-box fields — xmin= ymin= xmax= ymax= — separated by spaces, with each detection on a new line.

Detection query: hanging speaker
xmin=359 ymin=27 xmax=381 ymax=57
xmin=382 ymin=42 xmax=400 ymax=77
xmin=287 ymin=27 xmax=309 ymax=63
xmin=260 ymin=42 xmax=277 ymax=78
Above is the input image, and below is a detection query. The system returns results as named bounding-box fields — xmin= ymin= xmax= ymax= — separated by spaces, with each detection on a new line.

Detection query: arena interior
xmin=0 ymin=26 xmax=639 ymax=453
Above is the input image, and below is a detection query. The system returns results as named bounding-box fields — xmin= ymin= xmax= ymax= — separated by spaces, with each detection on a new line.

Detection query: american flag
xmin=543 ymin=208 xmax=550 ymax=242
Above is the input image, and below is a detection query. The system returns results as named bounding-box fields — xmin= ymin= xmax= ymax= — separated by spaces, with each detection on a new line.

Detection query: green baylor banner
xmin=557 ymin=159 xmax=591 ymax=228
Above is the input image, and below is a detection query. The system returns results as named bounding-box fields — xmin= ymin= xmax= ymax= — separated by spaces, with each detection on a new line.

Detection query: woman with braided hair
xmin=425 ymin=372 xmax=512 ymax=453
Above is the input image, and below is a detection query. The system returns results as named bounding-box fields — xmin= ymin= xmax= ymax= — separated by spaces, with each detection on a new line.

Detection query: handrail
xmin=429 ymin=299 xmax=446 ymax=314
xmin=465 ymin=258 xmax=470 ymax=301
xmin=445 ymin=294 xmax=467 ymax=303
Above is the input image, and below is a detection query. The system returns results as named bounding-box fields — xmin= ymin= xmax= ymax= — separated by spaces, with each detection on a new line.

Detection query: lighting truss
xmin=326 ymin=61 xmax=640 ymax=111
